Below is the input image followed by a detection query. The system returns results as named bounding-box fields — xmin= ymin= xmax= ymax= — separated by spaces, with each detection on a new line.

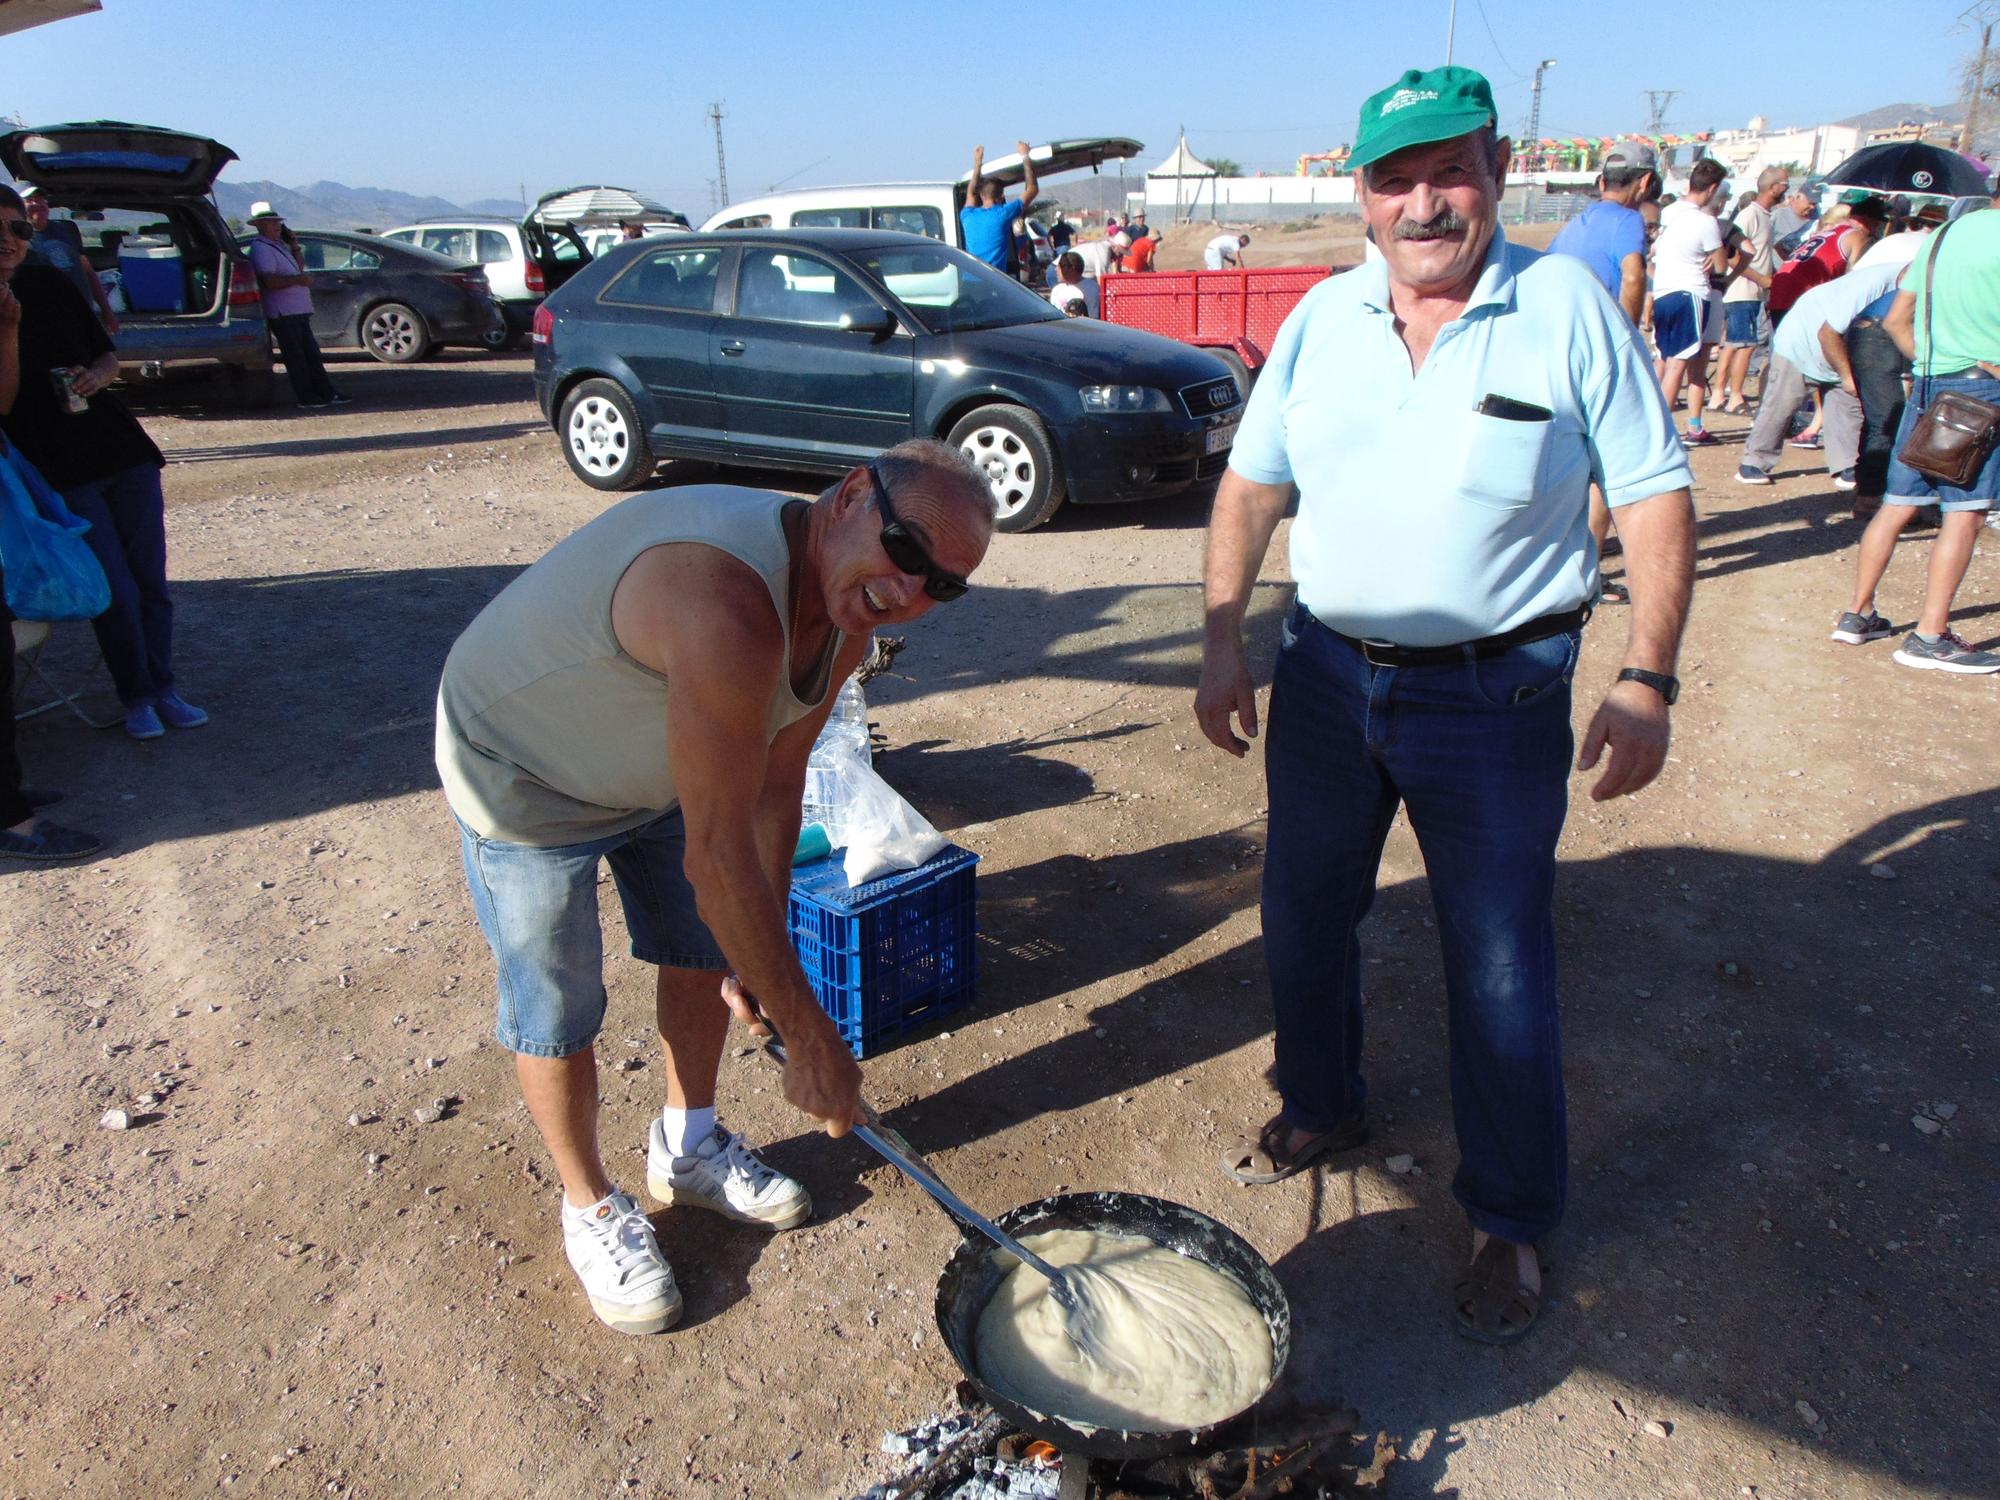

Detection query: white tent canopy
xmin=1146 ymin=134 xmax=1216 ymax=179
xmin=1147 ymin=133 xmax=1218 ymax=223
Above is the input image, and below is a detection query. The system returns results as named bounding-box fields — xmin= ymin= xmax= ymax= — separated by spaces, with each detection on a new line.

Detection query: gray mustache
xmin=1393 ymin=210 xmax=1468 ymax=241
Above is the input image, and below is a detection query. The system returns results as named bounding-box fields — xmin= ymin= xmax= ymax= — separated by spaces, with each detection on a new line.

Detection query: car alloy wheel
xmin=362 ymin=303 xmax=427 ymax=363
xmin=960 ymin=424 xmax=1036 ymax=520
xmin=567 ymin=393 xmax=631 ymax=479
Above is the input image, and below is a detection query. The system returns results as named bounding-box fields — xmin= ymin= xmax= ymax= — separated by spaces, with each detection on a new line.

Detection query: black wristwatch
xmin=1616 ymin=667 xmax=1680 ymax=705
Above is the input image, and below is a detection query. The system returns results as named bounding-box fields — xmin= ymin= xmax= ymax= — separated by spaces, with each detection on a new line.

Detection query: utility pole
xmin=1526 ymin=59 xmax=1557 ymax=167
xmin=707 ymin=101 xmax=729 ymax=210
xmin=1957 ymin=3 xmax=1998 ymax=154
xmin=1445 ymin=0 xmax=1458 ymax=64
xmin=1644 ymin=90 xmax=1680 ymax=136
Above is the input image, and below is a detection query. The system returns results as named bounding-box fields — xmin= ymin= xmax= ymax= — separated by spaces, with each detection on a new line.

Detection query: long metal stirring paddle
xmin=760 ymin=1035 xmax=1087 ymax=1323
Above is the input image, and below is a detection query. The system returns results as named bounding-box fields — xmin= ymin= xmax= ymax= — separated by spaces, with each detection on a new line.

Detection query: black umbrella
xmin=1821 ymin=141 xmax=1990 ymax=199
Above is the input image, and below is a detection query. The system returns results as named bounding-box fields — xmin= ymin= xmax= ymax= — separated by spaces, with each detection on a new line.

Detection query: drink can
xmin=52 ymin=367 xmax=89 ymax=415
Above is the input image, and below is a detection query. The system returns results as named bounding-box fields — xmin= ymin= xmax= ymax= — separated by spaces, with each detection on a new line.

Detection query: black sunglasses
xmin=1 ymin=219 xmax=33 ymax=241
xmin=866 ymin=462 xmax=969 ymax=602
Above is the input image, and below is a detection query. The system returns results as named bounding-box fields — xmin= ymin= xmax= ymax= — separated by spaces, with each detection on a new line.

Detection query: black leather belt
xmin=1333 ymin=605 xmax=1590 ymax=669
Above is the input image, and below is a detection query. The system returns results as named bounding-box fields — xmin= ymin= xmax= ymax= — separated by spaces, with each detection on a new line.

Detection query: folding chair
xmin=11 ymin=619 xmax=116 ymax=729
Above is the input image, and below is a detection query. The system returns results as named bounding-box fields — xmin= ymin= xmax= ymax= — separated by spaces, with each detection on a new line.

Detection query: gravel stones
xmin=99 ymin=1108 xmax=131 ymax=1131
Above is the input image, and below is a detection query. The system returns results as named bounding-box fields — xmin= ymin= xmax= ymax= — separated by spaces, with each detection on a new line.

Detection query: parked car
xmin=378 ymin=214 xmax=591 ymax=348
xmin=698 ymin=138 xmax=1141 ymax=282
xmin=236 ymin=229 xmax=503 ymax=362
xmin=579 ymin=223 xmax=686 ymax=260
xmin=0 ymin=119 xmax=274 ymax=404
xmin=532 ymin=227 xmax=1240 ymax=531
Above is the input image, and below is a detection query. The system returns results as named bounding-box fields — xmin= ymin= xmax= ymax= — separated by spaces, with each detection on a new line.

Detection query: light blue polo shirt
xmin=1230 ymin=227 xmax=1691 ymax=647
xmin=1770 ymin=262 xmax=1909 ymax=386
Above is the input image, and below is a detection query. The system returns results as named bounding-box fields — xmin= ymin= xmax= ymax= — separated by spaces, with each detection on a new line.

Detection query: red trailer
xmin=1098 ymin=264 xmax=1341 ymax=394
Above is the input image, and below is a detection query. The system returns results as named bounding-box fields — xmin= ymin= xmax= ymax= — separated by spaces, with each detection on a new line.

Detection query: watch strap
xmin=1616 ymin=667 xmax=1679 ymax=704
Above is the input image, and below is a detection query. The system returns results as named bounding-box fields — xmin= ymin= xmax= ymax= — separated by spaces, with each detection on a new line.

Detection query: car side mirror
xmin=839 ymin=305 xmax=897 ymax=338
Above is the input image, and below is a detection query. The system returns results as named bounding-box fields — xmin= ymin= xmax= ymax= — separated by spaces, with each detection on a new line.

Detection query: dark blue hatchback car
xmin=532 ymin=228 xmax=1241 ymax=530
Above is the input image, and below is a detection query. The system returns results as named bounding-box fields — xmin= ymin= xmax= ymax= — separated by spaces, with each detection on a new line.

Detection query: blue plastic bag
xmin=0 ymin=433 xmax=110 ymax=621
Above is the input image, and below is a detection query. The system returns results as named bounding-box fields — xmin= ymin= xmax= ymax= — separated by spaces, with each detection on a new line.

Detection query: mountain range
xmin=212 ymin=178 xmax=527 ymax=229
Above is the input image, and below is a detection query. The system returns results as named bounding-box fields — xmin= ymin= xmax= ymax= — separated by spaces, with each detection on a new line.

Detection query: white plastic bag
xmin=809 ymin=741 xmax=942 ymax=884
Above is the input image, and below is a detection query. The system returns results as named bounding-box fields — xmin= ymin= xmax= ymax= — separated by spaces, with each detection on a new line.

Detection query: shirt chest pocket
xmin=1453 ymin=408 xmax=1555 ymax=511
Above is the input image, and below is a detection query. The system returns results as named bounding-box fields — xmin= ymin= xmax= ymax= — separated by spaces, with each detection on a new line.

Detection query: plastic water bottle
xmin=801 ymin=675 xmax=868 ymax=829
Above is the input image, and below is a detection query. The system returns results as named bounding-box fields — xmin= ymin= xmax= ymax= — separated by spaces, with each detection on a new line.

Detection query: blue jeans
xmin=1262 ymin=603 xmax=1577 ymax=1244
xmin=455 ymin=806 xmax=727 ymax=1058
xmin=61 ymin=463 xmax=173 ymax=706
xmin=1884 ymin=371 xmax=2000 ymax=509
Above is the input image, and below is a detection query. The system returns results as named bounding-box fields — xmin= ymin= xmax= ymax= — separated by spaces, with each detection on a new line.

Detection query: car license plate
xmin=1205 ymin=420 xmax=1239 ymax=455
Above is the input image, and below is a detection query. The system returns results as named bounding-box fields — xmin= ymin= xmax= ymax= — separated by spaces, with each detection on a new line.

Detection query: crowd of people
xmin=1549 ymin=138 xmax=1999 ymax=672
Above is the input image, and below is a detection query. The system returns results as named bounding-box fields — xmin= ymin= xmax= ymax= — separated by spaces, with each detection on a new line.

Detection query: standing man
xmin=1197 ymin=64 xmax=1694 ymax=1346
xmin=1833 ymin=195 xmax=2000 ymax=673
xmin=1771 ymin=182 xmax=1817 ymax=255
xmin=437 ymin=441 xmax=995 ymax=1334
xmin=960 ymin=143 xmax=1039 ymax=274
xmin=1714 ymin=166 xmax=1790 ymax=414
xmin=244 ymin=202 xmax=345 ymax=409
xmin=1205 ymin=231 xmax=1250 ymax=269
xmin=1548 ymin=139 xmax=1656 ymax=323
xmin=1048 ymin=210 xmax=1075 ymax=254
xmin=1650 ymin=158 xmax=1730 ymax=446
xmin=21 ymin=189 xmax=118 ymax=331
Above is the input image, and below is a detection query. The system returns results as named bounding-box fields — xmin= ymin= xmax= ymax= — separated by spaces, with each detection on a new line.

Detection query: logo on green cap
xmin=1351 ymin=65 xmax=1498 ymax=172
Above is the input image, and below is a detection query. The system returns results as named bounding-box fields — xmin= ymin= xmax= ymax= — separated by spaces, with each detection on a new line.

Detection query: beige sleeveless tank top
xmin=435 ymin=485 xmax=839 ymax=847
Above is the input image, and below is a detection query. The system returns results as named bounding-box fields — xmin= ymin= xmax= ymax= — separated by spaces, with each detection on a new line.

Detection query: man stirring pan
xmin=1196 ymin=65 xmax=1695 ymax=1344
xmin=436 ymin=440 xmax=994 ymax=1335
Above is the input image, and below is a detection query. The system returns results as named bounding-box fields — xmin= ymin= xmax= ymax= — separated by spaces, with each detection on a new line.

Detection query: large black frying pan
xmin=756 ymin=1035 xmax=1290 ymax=1458
xmin=931 ymin=1190 xmax=1292 ymax=1461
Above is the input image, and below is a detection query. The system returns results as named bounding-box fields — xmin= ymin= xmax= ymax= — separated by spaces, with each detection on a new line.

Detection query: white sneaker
xmin=646 ymin=1120 xmax=811 ymax=1230
xmin=560 ymin=1190 xmax=682 ymax=1335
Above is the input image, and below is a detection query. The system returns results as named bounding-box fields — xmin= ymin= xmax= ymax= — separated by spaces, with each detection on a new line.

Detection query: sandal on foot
xmin=1220 ymin=1112 xmax=1368 ymax=1185
xmin=1598 ymin=576 xmax=1629 ymax=605
xmin=1453 ymin=1238 xmax=1542 ymax=1345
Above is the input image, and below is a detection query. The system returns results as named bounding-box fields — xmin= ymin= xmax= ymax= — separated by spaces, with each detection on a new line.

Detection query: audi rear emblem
xmin=1209 ymin=385 xmax=1233 ymax=408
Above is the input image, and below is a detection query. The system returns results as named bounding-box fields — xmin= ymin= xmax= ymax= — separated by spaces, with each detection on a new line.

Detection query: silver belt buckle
xmin=1360 ymin=638 xmax=1399 ymax=667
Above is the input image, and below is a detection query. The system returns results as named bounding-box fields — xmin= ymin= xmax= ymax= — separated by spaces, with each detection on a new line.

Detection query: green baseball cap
xmin=1349 ymin=65 xmax=1498 ymax=172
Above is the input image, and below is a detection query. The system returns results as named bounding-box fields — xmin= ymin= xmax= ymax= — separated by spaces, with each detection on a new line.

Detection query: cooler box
xmin=117 ymin=239 xmax=185 ymax=313
xmin=788 ymin=844 xmax=979 ymax=1059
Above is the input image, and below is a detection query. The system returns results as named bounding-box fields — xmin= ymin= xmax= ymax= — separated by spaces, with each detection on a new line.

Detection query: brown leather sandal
xmin=1453 ymin=1237 xmax=1543 ymax=1345
xmin=1219 ymin=1112 xmax=1368 ymax=1185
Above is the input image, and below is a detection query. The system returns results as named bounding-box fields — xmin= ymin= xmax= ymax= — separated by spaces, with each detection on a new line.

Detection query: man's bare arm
xmin=965 ymin=145 xmax=985 ymax=208
xmin=1578 ymin=486 xmax=1695 ymax=802
xmin=652 ymin=563 xmax=863 ymax=1134
xmin=1016 ymin=140 xmax=1039 ymax=212
xmin=753 ymin=633 xmax=873 ymax=893
xmin=1617 ymin=252 xmax=1646 ymax=324
xmin=1818 ymin=322 xmax=1857 ymax=394
xmin=1194 ymin=468 xmax=1294 ymax=756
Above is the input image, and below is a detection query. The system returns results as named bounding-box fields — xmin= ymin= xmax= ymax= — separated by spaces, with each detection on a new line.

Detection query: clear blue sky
xmin=2 ymin=0 xmax=1973 ymax=214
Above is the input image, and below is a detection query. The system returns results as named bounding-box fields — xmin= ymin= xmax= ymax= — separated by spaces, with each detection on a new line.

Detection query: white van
xmin=699 ymin=137 xmax=1140 ymax=271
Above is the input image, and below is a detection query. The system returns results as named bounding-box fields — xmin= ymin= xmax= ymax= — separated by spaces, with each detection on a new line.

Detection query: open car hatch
xmin=0 ymin=120 xmax=237 ymax=197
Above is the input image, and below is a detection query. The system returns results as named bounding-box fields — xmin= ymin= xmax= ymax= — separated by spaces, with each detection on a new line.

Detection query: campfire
xmin=855 ymin=1384 xmax=1398 ymax=1500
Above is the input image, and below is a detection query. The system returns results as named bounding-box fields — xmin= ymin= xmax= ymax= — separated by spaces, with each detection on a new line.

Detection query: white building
xmin=1707 ymin=119 xmax=1864 ymax=179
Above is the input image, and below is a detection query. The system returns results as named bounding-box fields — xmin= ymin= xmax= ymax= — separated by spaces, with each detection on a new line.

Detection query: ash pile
xmin=851 ymin=1389 xmax=1399 ymax=1500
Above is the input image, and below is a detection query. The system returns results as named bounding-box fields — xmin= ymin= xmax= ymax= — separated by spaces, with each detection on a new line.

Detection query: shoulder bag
xmin=1896 ymin=216 xmax=2000 ymax=489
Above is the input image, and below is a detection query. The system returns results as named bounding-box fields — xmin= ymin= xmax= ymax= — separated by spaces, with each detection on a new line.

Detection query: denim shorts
xmin=455 ymin=806 xmax=727 ymax=1058
xmin=1884 ymin=372 xmax=2000 ymax=511
xmin=1720 ymin=299 xmax=1763 ymax=348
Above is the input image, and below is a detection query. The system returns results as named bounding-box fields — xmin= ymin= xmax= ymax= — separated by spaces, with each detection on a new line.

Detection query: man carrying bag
xmin=1834 ymin=197 xmax=2000 ymax=674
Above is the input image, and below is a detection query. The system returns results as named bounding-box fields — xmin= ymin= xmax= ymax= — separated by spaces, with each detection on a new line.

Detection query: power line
xmin=1471 ymin=0 xmax=1528 ymax=81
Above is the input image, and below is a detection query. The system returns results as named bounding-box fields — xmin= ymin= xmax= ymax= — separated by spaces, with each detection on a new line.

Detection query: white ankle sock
xmin=662 ymin=1105 xmax=715 ymax=1157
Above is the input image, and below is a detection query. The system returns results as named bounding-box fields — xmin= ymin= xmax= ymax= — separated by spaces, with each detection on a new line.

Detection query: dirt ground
xmin=3 ymin=330 xmax=1996 ymax=1500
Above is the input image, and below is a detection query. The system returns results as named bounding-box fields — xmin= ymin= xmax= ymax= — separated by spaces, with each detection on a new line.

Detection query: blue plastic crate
xmin=788 ymin=844 xmax=979 ymax=1058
